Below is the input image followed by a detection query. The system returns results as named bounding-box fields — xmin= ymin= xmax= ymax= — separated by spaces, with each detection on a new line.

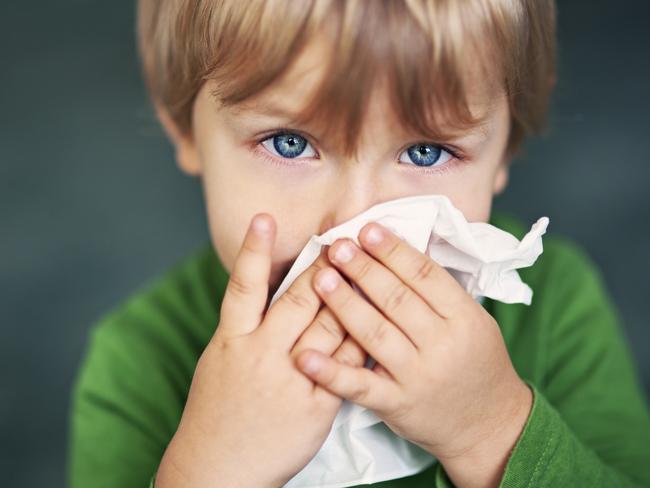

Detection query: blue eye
xmin=399 ymin=143 xmax=453 ymax=168
xmin=261 ymin=132 xmax=317 ymax=159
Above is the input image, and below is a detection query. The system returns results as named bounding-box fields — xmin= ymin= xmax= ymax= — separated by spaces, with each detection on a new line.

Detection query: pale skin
xmin=155 ymin=36 xmax=532 ymax=488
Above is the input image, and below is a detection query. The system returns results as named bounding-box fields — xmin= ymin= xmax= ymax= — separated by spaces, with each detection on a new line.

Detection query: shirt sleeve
xmin=433 ymin=241 xmax=650 ymax=487
xmin=66 ymin=305 xmax=188 ymax=488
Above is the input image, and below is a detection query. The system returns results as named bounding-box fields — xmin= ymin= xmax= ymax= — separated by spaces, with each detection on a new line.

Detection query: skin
xmin=156 ymin=35 xmax=530 ymax=488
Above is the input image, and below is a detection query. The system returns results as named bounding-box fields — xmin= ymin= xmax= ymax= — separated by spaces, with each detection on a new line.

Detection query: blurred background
xmin=1 ymin=1 xmax=649 ymax=486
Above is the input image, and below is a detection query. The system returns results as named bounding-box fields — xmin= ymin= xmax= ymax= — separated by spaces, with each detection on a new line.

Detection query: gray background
xmin=1 ymin=1 xmax=648 ymax=486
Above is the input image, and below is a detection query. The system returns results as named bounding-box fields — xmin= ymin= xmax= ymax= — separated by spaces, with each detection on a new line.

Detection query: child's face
xmin=169 ymin=38 xmax=511 ymax=299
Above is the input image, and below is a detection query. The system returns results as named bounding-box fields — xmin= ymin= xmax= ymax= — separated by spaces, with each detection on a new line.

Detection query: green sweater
xmin=67 ymin=212 xmax=650 ymax=487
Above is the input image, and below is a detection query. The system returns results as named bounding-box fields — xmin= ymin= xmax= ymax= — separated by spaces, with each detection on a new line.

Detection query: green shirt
xmin=67 ymin=211 xmax=650 ymax=487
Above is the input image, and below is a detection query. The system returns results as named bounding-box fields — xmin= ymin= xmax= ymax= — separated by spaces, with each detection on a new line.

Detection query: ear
xmin=155 ymin=104 xmax=202 ymax=176
xmin=492 ymin=159 xmax=510 ymax=196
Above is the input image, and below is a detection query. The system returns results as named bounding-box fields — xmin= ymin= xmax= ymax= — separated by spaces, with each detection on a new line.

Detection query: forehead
xmin=222 ymin=32 xmax=505 ymax=149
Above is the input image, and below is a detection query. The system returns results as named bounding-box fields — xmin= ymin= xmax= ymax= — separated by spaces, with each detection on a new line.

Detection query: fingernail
xmin=252 ymin=215 xmax=271 ymax=234
xmin=302 ymin=354 xmax=322 ymax=374
xmin=365 ymin=225 xmax=384 ymax=244
xmin=333 ymin=242 xmax=355 ymax=263
xmin=316 ymin=269 xmax=339 ymax=292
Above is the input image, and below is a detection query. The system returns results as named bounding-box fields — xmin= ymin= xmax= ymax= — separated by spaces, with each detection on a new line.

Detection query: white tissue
xmin=271 ymin=193 xmax=549 ymax=488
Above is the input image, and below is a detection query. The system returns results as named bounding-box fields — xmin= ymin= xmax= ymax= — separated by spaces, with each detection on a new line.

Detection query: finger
xmin=290 ymin=306 xmax=347 ymax=360
xmin=296 ymin=348 xmax=399 ymax=414
xmin=372 ymin=361 xmax=394 ymax=380
xmin=331 ymin=332 xmax=368 ymax=369
xmin=328 ymin=238 xmax=438 ymax=349
xmin=313 ymin=266 xmax=417 ymax=380
xmin=218 ymin=213 xmax=275 ymax=338
xmin=299 ymin=320 xmax=369 ymax=408
xmin=260 ymin=247 xmax=332 ymax=351
xmin=358 ymin=222 xmax=473 ymax=319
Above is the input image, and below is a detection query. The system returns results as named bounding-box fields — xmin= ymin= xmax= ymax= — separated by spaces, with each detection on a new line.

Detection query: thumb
xmin=217 ymin=213 xmax=275 ymax=339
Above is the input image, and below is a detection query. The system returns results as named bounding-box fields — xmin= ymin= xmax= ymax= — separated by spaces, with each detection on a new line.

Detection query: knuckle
xmin=334 ymin=286 xmax=355 ymax=310
xmin=207 ymin=333 xmax=237 ymax=359
xmin=348 ymin=381 xmax=370 ymax=403
xmin=412 ymin=257 xmax=436 ymax=284
xmin=383 ymin=282 xmax=410 ymax=314
xmin=335 ymin=338 xmax=364 ymax=367
xmin=383 ymin=239 xmax=402 ymax=262
xmin=280 ymin=286 xmax=314 ymax=310
xmin=313 ymin=310 xmax=344 ymax=341
xmin=240 ymin=237 xmax=258 ymax=255
xmin=336 ymin=350 xmax=359 ymax=368
xmin=355 ymin=259 xmax=374 ymax=282
xmin=227 ymin=273 xmax=255 ymax=298
xmin=362 ymin=318 xmax=390 ymax=349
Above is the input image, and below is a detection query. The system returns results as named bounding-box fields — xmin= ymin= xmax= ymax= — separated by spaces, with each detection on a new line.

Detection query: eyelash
xmin=251 ymin=128 xmax=467 ymax=176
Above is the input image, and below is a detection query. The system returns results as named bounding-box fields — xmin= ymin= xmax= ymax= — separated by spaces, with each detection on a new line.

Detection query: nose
xmin=315 ymin=166 xmax=397 ymax=235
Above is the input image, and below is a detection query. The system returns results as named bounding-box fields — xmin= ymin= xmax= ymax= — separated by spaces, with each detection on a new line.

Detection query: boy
xmin=68 ymin=0 xmax=650 ymax=487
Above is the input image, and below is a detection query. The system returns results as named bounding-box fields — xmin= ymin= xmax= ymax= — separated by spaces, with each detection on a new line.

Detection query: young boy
xmin=67 ymin=0 xmax=650 ymax=487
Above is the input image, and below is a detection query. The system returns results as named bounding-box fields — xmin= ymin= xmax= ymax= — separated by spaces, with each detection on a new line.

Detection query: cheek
xmin=437 ymin=174 xmax=496 ymax=223
xmin=203 ymin=176 xmax=315 ymax=284
xmin=452 ymin=177 xmax=496 ymax=221
xmin=456 ymin=194 xmax=493 ymax=223
xmin=211 ymin=216 xmax=313 ymax=300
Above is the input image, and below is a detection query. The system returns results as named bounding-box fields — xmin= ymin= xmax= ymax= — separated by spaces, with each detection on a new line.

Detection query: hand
xmin=156 ymin=213 xmax=367 ymax=488
xmin=294 ymin=222 xmax=533 ymax=488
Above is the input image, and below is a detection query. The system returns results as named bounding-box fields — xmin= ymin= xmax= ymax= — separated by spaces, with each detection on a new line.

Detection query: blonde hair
xmin=137 ymin=0 xmax=556 ymax=160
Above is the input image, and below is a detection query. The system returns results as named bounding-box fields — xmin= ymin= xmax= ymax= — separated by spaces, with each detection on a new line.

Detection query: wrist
xmin=436 ymin=380 xmax=533 ymax=488
xmin=161 ymin=422 xmax=286 ymax=488
xmin=157 ymin=428 xmax=269 ymax=488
